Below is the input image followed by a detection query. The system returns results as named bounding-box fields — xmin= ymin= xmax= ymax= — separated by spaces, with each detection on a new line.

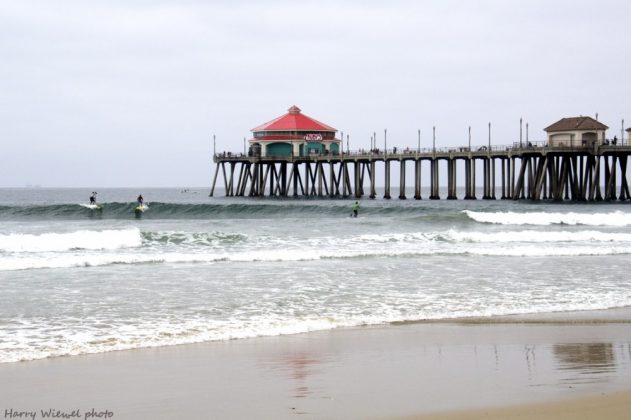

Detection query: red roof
xmin=251 ymin=105 xmax=336 ymax=132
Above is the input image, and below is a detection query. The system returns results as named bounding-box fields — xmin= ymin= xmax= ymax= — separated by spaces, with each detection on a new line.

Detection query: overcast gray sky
xmin=1 ymin=0 xmax=629 ymax=187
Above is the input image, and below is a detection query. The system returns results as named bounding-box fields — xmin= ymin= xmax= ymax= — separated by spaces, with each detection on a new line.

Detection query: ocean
xmin=1 ymin=187 xmax=631 ymax=364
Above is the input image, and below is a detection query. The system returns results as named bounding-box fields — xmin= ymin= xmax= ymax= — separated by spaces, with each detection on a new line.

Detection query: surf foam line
xmin=139 ymin=229 xmax=631 ymax=249
xmin=0 ymin=228 xmax=142 ymax=253
xmin=0 ymin=317 xmax=355 ymax=363
xmin=3 ymin=301 xmax=631 ymax=364
xmin=445 ymin=229 xmax=631 ymax=243
xmin=464 ymin=210 xmax=631 ymax=226
xmin=4 ymin=245 xmax=631 ymax=271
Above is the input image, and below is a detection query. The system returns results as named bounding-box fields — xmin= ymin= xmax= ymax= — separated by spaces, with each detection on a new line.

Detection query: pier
xmin=210 ymin=142 xmax=631 ymax=201
xmin=211 ymin=109 xmax=630 ymax=201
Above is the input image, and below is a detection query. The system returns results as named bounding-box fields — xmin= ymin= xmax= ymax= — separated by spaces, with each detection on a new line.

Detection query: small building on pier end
xmin=249 ymin=105 xmax=340 ymax=157
xmin=544 ymin=116 xmax=608 ymax=147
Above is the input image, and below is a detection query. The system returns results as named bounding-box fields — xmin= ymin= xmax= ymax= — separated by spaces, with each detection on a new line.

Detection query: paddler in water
xmin=351 ymin=201 xmax=360 ymax=218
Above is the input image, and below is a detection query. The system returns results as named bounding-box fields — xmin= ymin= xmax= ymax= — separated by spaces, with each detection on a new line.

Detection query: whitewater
xmin=1 ymin=187 xmax=631 ymax=363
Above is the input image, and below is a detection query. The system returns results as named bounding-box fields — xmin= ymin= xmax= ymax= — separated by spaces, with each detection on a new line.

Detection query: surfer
xmin=137 ymin=194 xmax=144 ymax=207
xmin=351 ymin=201 xmax=360 ymax=218
xmin=89 ymin=192 xmax=97 ymax=205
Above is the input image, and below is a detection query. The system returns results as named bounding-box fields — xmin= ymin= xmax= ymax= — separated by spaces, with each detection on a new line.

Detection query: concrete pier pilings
xmin=210 ymin=146 xmax=631 ymax=202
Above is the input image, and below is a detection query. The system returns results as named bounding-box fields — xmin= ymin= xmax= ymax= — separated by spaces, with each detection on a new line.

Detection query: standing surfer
xmin=351 ymin=201 xmax=360 ymax=218
xmin=137 ymin=194 xmax=144 ymax=208
xmin=89 ymin=192 xmax=97 ymax=205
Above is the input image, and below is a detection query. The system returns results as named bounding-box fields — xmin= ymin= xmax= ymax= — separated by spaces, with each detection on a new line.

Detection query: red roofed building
xmin=249 ymin=105 xmax=340 ymax=157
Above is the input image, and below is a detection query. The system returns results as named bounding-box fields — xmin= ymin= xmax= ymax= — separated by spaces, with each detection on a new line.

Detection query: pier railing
xmin=214 ymin=140 xmax=631 ymax=162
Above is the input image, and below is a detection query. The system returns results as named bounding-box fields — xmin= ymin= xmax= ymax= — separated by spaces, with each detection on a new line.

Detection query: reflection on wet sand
xmin=554 ymin=342 xmax=616 ymax=384
xmin=255 ymin=324 xmax=631 ymax=418
xmin=270 ymin=352 xmax=323 ymax=399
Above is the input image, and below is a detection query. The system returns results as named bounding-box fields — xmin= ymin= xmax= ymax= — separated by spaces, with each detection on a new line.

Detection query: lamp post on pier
xmin=384 ymin=129 xmax=387 ymax=156
xmin=488 ymin=122 xmax=491 ymax=152
xmin=468 ymin=126 xmax=471 ymax=151
xmin=340 ymin=131 xmax=344 ymax=156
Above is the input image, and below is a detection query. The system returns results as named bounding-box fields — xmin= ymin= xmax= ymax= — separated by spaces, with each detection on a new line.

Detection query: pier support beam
xmin=354 ymin=161 xmax=362 ymax=198
xmin=384 ymin=160 xmax=391 ymax=199
xmin=490 ymin=158 xmax=496 ymax=199
xmin=482 ymin=158 xmax=490 ymax=199
xmin=399 ymin=160 xmax=406 ymax=199
xmin=370 ymin=160 xmax=376 ymax=199
xmin=464 ymin=159 xmax=473 ymax=199
xmin=414 ymin=159 xmax=422 ymax=199
xmin=209 ymin=163 xmax=220 ymax=197
xmin=430 ymin=159 xmax=440 ymax=200
xmin=447 ymin=159 xmax=457 ymax=199
xmin=502 ymin=158 xmax=508 ymax=199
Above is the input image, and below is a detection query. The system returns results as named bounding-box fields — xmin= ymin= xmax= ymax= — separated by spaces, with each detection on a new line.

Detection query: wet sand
xmin=2 ymin=309 xmax=631 ymax=419
xmin=407 ymin=389 xmax=631 ymax=420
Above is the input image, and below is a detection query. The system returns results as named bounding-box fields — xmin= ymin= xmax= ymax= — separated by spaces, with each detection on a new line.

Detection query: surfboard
xmin=80 ymin=203 xmax=102 ymax=210
xmin=134 ymin=204 xmax=148 ymax=213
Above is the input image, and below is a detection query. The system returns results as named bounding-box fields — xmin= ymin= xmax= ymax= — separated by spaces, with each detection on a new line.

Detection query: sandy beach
xmin=2 ymin=308 xmax=631 ymax=419
xmin=4 ymin=0 xmax=631 ymax=418
xmin=407 ymin=389 xmax=631 ymax=420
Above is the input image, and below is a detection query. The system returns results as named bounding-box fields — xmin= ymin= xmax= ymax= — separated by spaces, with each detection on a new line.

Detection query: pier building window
xmin=266 ymin=142 xmax=292 ymax=157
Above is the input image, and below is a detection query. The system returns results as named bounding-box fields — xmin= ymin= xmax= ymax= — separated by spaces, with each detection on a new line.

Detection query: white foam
xmin=464 ymin=210 xmax=631 ymax=226
xmin=3 ymin=297 xmax=631 ymax=363
xmin=4 ymin=242 xmax=631 ymax=271
xmin=466 ymin=244 xmax=631 ymax=257
xmin=0 ymin=228 xmax=142 ymax=253
xmin=0 ymin=317 xmax=351 ymax=363
xmin=447 ymin=229 xmax=631 ymax=243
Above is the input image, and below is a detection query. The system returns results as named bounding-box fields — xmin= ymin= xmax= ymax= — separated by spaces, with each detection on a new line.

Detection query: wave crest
xmin=464 ymin=210 xmax=631 ymax=226
xmin=0 ymin=228 xmax=142 ymax=253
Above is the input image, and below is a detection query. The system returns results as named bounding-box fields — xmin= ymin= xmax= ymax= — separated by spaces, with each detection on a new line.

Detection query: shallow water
xmin=1 ymin=187 xmax=631 ymax=363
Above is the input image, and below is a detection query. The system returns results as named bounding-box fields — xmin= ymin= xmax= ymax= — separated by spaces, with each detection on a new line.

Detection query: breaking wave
xmin=0 ymin=228 xmax=142 ymax=253
xmin=464 ymin=210 xmax=631 ymax=226
xmin=4 ymin=225 xmax=631 ymax=271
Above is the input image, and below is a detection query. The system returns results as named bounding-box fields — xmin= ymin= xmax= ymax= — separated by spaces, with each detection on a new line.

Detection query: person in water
xmin=89 ymin=192 xmax=97 ymax=204
xmin=137 ymin=194 xmax=144 ymax=207
xmin=351 ymin=201 xmax=360 ymax=217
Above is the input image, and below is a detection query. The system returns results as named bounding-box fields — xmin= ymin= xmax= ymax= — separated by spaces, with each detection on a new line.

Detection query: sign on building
xmin=304 ymin=134 xmax=322 ymax=142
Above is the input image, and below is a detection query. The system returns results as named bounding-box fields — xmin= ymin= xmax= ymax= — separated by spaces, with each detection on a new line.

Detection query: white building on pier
xmin=544 ymin=116 xmax=608 ymax=147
